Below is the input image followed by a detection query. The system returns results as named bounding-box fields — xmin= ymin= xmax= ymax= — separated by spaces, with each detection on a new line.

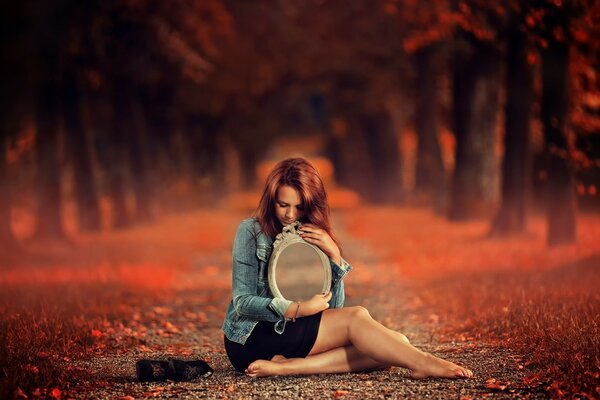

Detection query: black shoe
xmin=135 ymin=359 xmax=170 ymax=382
xmin=168 ymin=358 xmax=214 ymax=382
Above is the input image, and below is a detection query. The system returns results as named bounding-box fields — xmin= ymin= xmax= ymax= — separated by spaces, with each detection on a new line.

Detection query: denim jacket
xmin=222 ymin=217 xmax=352 ymax=345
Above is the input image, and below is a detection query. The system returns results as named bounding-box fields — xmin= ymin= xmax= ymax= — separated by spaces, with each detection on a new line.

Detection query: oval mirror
xmin=268 ymin=222 xmax=331 ymax=302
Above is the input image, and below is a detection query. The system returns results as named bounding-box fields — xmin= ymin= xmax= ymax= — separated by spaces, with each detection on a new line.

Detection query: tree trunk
xmin=449 ymin=39 xmax=501 ymax=220
xmin=128 ymin=90 xmax=153 ymax=222
xmin=139 ymin=84 xmax=177 ymax=196
xmin=0 ymin=136 xmax=14 ymax=245
xmin=0 ymin=4 xmax=26 ymax=246
xmin=414 ymin=46 xmax=446 ymax=201
xmin=328 ymin=112 xmax=374 ymax=199
xmin=107 ymin=76 xmax=131 ymax=229
xmin=491 ymin=13 xmax=533 ymax=236
xmin=34 ymin=36 xmax=65 ymax=239
xmin=62 ymin=66 xmax=101 ymax=231
xmin=542 ymin=38 xmax=576 ymax=246
xmin=363 ymin=112 xmax=402 ymax=203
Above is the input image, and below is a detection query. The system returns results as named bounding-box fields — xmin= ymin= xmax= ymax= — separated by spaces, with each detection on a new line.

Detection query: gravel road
xmin=70 ymin=216 xmax=549 ymax=399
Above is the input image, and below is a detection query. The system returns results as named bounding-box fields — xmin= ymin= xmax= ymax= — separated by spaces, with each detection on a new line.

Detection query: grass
xmin=344 ymin=206 xmax=600 ymax=398
xmin=2 ymin=204 xmax=598 ymax=398
xmin=0 ymin=283 xmax=127 ymax=399
xmin=416 ymin=255 xmax=600 ymax=397
xmin=1 ymin=207 xmax=239 ymax=399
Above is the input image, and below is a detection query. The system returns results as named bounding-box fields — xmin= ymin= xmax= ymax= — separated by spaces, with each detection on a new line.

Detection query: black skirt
xmin=224 ymin=312 xmax=323 ymax=373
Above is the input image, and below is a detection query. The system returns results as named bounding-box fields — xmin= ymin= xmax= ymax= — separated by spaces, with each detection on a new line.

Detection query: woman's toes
xmin=247 ymin=362 xmax=258 ymax=372
xmin=455 ymin=367 xmax=474 ymax=379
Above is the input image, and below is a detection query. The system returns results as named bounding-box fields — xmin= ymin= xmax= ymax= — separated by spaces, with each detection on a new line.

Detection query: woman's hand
xmin=298 ymin=223 xmax=341 ymax=265
xmin=299 ymin=292 xmax=332 ymax=317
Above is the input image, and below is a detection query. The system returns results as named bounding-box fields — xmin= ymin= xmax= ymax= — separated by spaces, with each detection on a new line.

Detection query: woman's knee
xmin=398 ymin=333 xmax=410 ymax=344
xmin=348 ymin=306 xmax=371 ymax=321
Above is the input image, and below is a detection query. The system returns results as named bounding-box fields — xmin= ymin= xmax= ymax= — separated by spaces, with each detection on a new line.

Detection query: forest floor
xmin=1 ymin=202 xmax=599 ymax=399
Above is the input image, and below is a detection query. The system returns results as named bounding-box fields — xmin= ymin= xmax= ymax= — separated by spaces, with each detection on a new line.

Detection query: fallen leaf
xmin=485 ymin=378 xmax=508 ymax=391
xmin=49 ymin=387 xmax=61 ymax=399
xmin=198 ymin=311 xmax=208 ymax=323
xmin=163 ymin=321 xmax=181 ymax=333
xmin=14 ymin=387 xmax=28 ymax=399
xmin=152 ymin=306 xmax=172 ymax=316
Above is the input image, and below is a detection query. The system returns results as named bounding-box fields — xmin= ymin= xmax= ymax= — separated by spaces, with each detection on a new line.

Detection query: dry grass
xmin=1 ymin=208 xmax=240 ymax=399
xmin=415 ymin=256 xmax=600 ymax=397
xmin=0 ymin=283 xmax=128 ymax=399
xmin=2 ymin=205 xmax=598 ymax=398
xmin=344 ymin=207 xmax=600 ymax=398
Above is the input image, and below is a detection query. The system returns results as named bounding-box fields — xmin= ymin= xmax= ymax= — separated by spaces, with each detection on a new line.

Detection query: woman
xmin=222 ymin=157 xmax=473 ymax=379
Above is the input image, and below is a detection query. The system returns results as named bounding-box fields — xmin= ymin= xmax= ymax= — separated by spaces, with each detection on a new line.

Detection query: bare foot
xmin=410 ymin=352 xmax=474 ymax=379
xmin=245 ymin=359 xmax=286 ymax=378
xmin=270 ymin=355 xmax=288 ymax=363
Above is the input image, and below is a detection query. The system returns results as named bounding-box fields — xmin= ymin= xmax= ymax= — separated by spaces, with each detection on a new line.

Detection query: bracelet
xmin=292 ymin=302 xmax=301 ymax=322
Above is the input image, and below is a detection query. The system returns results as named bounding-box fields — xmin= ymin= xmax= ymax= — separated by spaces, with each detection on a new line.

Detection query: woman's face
xmin=274 ymin=185 xmax=305 ymax=226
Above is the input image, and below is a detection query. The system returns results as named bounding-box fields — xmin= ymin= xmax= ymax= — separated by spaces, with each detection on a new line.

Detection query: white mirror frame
xmin=268 ymin=221 xmax=332 ymax=301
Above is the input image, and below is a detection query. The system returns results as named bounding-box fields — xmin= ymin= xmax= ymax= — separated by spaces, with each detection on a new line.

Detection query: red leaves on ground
xmin=90 ymin=329 xmax=102 ymax=338
xmin=333 ymin=389 xmax=351 ymax=397
xmin=14 ymin=387 xmax=28 ymax=399
xmin=485 ymin=378 xmax=510 ymax=391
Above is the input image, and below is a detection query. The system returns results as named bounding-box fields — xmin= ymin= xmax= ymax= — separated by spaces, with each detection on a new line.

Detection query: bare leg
xmin=312 ymin=307 xmax=473 ymax=378
xmin=246 ymin=345 xmax=383 ymax=377
xmin=247 ymin=307 xmax=472 ymax=379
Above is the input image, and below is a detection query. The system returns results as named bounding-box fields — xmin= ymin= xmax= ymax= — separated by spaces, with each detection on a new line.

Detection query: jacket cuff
xmin=268 ymin=297 xmax=293 ymax=334
xmin=331 ymin=257 xmax=352 ymax=283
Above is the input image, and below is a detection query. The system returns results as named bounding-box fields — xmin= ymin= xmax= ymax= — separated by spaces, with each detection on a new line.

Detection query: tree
xmin=0 ymin=2 xmax=32 ymax=245
xmin=448 ymin=35 xmax=501 ymax=220
xmin=491 ymin=9 xmax=533 ymax=235
xmin=32 ymin=3 xmax=66 ymax=239
xmin=414 ymin=45 xmax=447 ymax=203
xmin=61 ymin=6 xmax=102 ymax=231
xmin=539 ymin=2 xmax=576 ymax=246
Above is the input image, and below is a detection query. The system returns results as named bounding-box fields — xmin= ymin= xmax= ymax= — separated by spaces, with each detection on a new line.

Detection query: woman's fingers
xmin=298 ymin=224 xmax=322 ymax=234
xmin=300 ymin=232 xmax=320 ymax=240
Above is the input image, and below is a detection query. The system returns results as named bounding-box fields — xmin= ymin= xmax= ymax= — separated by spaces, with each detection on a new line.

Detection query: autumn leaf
xmin=198 ymin=311 xmax=208 ymax=323
xmin=49 ymin=387 xmax=62 ymax=399
xmin=14 ymin=387 xmax=27 ymax=399
xmin=162 ymin=321 xmax=181 ymax=334
xmin=485 ymin=378 xmax=509 ymax=391
xmin=152 ymin=306 xmax=173 ymax=316
xmin=90 ymin=329 xmax=102 ymax=338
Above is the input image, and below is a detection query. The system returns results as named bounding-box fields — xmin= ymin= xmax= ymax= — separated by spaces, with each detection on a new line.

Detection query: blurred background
xmin=1 ymin=1 xmax=600 ymax=398
xmin=0 ymin=0 xmax=598 ymax=248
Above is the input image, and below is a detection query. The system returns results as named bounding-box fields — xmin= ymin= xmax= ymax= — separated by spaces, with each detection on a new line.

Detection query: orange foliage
xmin=344 ymin=206 xmax=600 ymax=281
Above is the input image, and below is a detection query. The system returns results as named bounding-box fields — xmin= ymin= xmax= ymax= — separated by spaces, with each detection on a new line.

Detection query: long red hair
xmin=253 ymin=157 xmax=342 ymax=253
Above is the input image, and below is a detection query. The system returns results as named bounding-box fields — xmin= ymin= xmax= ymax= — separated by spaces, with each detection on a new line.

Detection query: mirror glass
xmin=273 ymin=242 xmax=328 ymax=301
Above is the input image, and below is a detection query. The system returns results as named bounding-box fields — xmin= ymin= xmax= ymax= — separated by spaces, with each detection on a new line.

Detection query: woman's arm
xmin=297 ymin=223 xmax=352 ymax=309
xmin=231 ymin=220 xmax=292 ymax=326
xmin=329 ymin=257 xmax=352 ymax=308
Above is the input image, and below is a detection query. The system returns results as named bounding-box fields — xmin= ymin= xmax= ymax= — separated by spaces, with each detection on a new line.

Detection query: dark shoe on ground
xmin=135 ymin=359 xmax=170 ymax=382
xmin=168 ymin=358 xmax=214 ymax=381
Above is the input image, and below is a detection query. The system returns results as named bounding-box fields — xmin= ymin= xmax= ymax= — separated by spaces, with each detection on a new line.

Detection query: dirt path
xmin=68 ymin=212 xmax=548 ymax=399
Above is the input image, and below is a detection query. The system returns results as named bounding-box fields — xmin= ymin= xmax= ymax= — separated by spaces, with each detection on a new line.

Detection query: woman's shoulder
xmin=236 ymin=218 xmax=272 ymax=244
xmin=237 ymin=217 xmax=261 ymax=234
